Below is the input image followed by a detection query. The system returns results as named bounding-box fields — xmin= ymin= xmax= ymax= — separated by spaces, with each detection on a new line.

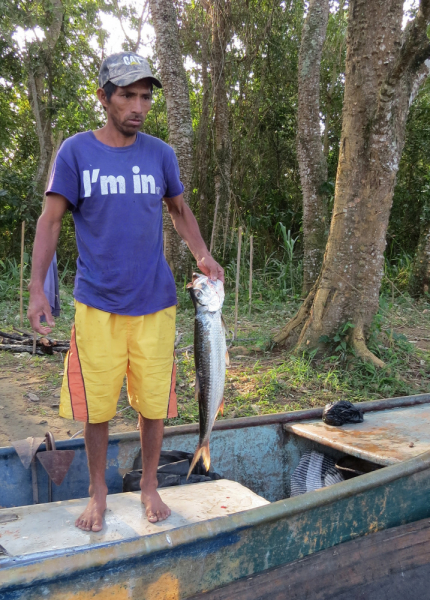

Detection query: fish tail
xmin=187 ymin=440 xmax=211 ymax=479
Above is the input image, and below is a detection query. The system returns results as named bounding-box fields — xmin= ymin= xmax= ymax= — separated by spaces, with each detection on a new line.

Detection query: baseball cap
xmin=98 ymin=52 xmax=162 ymax=89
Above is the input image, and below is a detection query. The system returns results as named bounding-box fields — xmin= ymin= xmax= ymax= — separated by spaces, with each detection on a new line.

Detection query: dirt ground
xmin=0 ymin=352 xmax=138 ymax=447
xmin=0 ymin=314 xmax=429 ymax=448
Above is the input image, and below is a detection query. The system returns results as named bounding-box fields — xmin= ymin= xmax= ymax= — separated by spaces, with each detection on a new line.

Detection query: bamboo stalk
xmin=19 ymin=221 xmax=25 ymax=327
xmin=234 ymin=226 xmax=243 ymax=341
xmin=249 ymin=234 xmax=253 ymax=316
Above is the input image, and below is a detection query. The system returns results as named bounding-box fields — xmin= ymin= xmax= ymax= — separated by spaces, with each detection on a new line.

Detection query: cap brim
xmin=109 ymin=70 xmax=162 ymax=89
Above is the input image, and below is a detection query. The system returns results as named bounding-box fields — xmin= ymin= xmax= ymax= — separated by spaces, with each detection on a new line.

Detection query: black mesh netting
xmin=290 ymin=451 xmax=344 ymax=497
xmin=123 ymin=450 xmax=222 ymax=492
xmin=322 ymin=400 xmax=364 ymax=426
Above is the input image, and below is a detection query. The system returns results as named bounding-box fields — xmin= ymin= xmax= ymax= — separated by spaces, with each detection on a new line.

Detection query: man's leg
xmin=139 ymin=416 xmax=171 ymax=523
xmin=75 ymin=422 xmax=109 ymax=532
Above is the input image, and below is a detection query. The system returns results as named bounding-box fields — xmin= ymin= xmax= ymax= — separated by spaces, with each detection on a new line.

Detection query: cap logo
xmin=123 ymin=55 xmax=143 ymax=66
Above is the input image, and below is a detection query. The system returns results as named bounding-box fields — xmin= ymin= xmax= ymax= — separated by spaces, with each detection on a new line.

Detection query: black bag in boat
xmin=322 ymin=400 xmax=364 ymax=426
xmin=123 ymin=449 xmax=222 ymax=492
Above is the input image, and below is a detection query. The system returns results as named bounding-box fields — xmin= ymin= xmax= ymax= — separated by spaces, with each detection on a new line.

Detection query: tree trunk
xmin=208 ymin=0 xmax=232 ymax=255
xmin=27 ymin=0 xmax=64 ymax=200
xmin=297 ymin=0 xmax=330 ymax=295
xmin=322 ymin=2 xmax=346 ymax=160
xmin=28 ymin=66 xmax=54 ymax=197
xmin=275 ymin=0 xmax=430 ymax=367
xmin=196 ymin=20 xmax=211 ymax=245
xmin=149 ymin=0 xmax=194 ymax=280
xmin=409 ymin=218 xmax=430 ymax=297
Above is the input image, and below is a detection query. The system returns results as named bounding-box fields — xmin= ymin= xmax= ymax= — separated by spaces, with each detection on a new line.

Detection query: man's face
xmin=100 ymin=79 xmax=152 ymax=137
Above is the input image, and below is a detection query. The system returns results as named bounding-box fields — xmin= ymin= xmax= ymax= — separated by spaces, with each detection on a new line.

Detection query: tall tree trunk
xmin=28 ymin=66 xmax=54 ymax=197
xmin=27 ymin=0 xmax=64 ymax=199
xmin=275 ymin=0 xmax=430 ymax=367
xmin=208 ymin=0 xmax=232 ymax=255
xmin=322 ymin=2 xmax=346 ymax=159
xmin=149 ymin=0 xmax=194 ymax=279
xmin=297 ymin=0 xmax=330 ymax=295
xmin=196 ymin=19 xmax=211 ymax=245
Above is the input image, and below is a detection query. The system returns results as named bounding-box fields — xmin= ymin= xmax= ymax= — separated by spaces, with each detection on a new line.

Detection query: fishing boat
xmin=2 ymin=392 xmax=430 ymax=599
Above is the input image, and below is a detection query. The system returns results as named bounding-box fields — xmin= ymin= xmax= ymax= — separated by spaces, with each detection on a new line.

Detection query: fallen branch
xmin=176 ymin=344 xmax=194 ymax=354
xmin=0 ymin=331 xmax=70 ymax=356
xmin=13 ymin=327 xmax=33 ymax=336
xmin=0 ymin=330 xmax=30 ymax=342
xmin=0 ymin=344 xmax=44 ymax=355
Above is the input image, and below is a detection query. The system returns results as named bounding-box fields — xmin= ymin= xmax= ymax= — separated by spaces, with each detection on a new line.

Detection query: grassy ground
xmin=1 ymin=277 xmax=428 ymax=438
xmin=171 ymin=286 xmax=430 ymax=426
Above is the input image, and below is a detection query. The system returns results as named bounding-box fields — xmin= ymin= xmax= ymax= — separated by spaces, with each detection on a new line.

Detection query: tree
xmin=226 ymin=0 xmax=303 ymax=260
xmin=297 ymin=0 xmax=330 ymax=295
xmin=195 ymin=13 xmax=212 ymax=245
xmin=0 ymin=0 xmax=105 ymax=258
xmin=410 ymin=212 xmax=430 ymax=297
xmin=149 ymin=0 xmax=194 ymax=279
xmin=207 ymin=0 xmax=232 ymax=255
xmin=27 ymin=0 xmax=64 ymax=197
xmin=394 ymin=78 xmax=430 ymax=297
xmin=274 ymin=0 xmax=430 ymax=367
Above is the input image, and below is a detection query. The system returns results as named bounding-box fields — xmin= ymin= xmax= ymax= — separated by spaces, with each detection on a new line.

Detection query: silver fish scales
xmin=187 ymin=273 xmax=227 ymax=478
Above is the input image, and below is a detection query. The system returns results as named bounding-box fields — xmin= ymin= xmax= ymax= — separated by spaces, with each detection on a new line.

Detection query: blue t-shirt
xmin=46 ymin=131 xmax=184 ymax=316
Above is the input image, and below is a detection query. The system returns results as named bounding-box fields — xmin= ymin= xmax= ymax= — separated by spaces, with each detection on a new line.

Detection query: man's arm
xmin=28 ymin=194 xmax=70 ymax=334
xmin=164 ymin=194 xmax=224 ymax=282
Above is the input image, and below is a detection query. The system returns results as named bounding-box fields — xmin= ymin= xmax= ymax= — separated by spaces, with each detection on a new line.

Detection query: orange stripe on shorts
xmin=167 ymin=357 xmax=178 ymax=418
xmin=67 ymin=325 xmax=89 ymax=421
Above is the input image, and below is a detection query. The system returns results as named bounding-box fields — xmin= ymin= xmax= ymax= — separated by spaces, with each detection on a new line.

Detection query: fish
xmin=186 ymin=273 xmax=228 ymax=478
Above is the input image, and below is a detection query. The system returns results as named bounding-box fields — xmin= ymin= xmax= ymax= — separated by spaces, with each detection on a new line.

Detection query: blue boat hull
xmin=2 ymin=394 xmax=430 ymax=599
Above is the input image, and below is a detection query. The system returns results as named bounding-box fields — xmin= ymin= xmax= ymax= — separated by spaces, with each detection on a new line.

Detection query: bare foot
xmin=141 ymin=484 xmax=171 ymax=523
xmin=75 ymin=486 xmax=107 ymax=532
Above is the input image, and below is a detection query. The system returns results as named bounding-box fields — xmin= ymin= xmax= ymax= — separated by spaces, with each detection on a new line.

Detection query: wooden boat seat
xmin=285 ymin=402 xmax=430 ymax=466
xmin=0 ymin=479 xmax=269 ymax=559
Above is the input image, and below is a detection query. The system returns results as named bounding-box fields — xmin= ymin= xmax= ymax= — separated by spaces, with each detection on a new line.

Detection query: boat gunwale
xmin=2 ymin=445 xmax=430 ymax=590
xmin=1 ymin=392 xmax=429 ymax=456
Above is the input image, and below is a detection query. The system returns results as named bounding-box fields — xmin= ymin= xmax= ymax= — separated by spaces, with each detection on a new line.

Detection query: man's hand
xmin=27 ymin=193 xmax=68 ymax=334
xmin=27 ymin=287 xmax=55 ymax=335
xmin=197 ymin=255 xmax=225 ymax=283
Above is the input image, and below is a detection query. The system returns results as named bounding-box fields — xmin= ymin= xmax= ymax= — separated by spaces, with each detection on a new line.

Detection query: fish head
xmin=187 ymin=273 xmax=224 ymax=312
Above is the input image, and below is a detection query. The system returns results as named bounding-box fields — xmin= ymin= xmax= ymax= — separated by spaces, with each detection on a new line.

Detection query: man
xmin=27 ymin=52 xmax=223 ymax=532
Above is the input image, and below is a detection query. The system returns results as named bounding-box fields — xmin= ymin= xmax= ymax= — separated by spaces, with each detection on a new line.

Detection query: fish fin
xmin=218 ymin=399 xmax=225 ymax=416
xmin=225 ymin=350 xmax=230 ymax=367
xmin=187 ymin=440 xmax=211 ymax=479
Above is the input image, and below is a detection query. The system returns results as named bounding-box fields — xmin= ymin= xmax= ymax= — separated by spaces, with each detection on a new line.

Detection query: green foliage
xmin=0 ymin=258 xmax=28 ymax=301
xmin=382 ymin=251 xmax=413 ymax=294
xmin=319 ymin=321 xmax=355 ymax=359
xmin=0 ymin=0 xmax=428 ymax=315
xmin=390 ymin=77 xmax=430 ymax=257
xmin=0 ymin=0 xmax=109 ymax=261
xmin=222 ymin=228 xmax=302 ymax=306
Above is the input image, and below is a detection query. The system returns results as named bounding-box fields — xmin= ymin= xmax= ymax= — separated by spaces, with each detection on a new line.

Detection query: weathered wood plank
xmin=189 ymin=518 xmax=430 ymax=600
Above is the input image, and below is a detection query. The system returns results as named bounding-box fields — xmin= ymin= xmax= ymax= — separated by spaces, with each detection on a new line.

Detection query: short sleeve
xmin=46 ymin=147 xmax=80 ymax=208
xmin=164 ymin=148 xmax=185 ymax=199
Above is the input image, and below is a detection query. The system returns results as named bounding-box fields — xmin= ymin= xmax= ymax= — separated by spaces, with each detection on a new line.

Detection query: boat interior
xmin=1 ymin=395 xmax=430 ymax=560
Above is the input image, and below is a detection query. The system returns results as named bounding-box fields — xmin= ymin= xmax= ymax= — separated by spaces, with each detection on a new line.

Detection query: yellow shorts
xmin=59 ymin=301 xmax=177 ymax=423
